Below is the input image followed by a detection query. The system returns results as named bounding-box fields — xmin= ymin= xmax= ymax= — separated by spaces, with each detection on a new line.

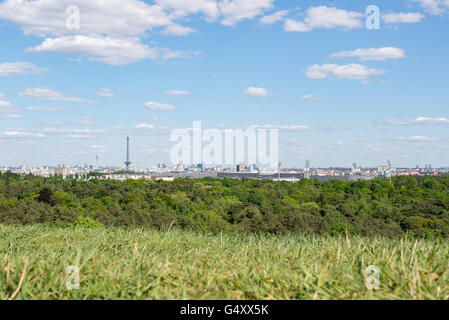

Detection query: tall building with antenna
xmin=124 ymin=136 xmax=131 ymax=171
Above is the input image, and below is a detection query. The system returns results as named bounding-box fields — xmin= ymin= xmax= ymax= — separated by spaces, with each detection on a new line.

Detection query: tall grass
xmin=1 ymin=224 xmax=448 ymax=300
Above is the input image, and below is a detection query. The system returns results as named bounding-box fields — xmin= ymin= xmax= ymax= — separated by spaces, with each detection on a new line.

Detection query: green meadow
xmin=1 ymin=224 xmax=448 ymax=300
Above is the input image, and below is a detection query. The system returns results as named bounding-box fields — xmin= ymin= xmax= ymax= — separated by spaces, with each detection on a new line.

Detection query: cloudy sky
xmin=0 ymin=0 xmax=448 ymax=168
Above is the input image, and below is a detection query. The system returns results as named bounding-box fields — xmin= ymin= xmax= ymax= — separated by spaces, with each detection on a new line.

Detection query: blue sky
xmin=0 ymin=0 xmax=449 ymax=168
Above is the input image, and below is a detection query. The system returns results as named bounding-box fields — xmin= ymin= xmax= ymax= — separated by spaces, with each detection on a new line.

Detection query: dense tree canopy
xmin=1 ymin=172 xmax=449 ymax=238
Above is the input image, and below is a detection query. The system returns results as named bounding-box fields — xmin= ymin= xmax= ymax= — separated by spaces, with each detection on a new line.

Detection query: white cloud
xmin=247 ymin=124 xmax=312 ymax=131
xmin=144 ymin=101 xmax=176 ymax=111
xmin=0 ymin=93 xmax=18 ymax=113
xmin=399 ymin=136 xmax=437 ymax=141
xmin=19 ymin=87 xmax=94 ymax=103
xmin=161 ymin=24 xmax=197 ymax=36
xmin=0 ymin=100 xmax=12 ymax=108
xmin=306 ymin=64 xmax=386 ymax=81
xmin=284 ymin=6 xmax=363 ymax=32
xmin=42 ymin=128 xmax=105 ymax=139
xmin=0 ymin=62 xmax=46 ymax=76
xmin=27 ymin=106 xmax=71 ymax=112
xmin=165 ymin=90 xmax=190 ymax=95
xmin=219 ymin=0 xmax=274 ymax=26
xmin=245 ymin=87 xmax=269 ymax=97
xmin=383 ymin=12 xmax=425 ymax=24
xmin=136 ymin=124 xmax=156 ymax=130
xmin=383 ymin=117 xmax=449 ymax=125
xmin=1 ymin=114 xmax=22 ymax=119
xmin=135 ymin=123 xmax=170 ymax=132
xmin=155 ymin=0 xmax=220 ymax=21
xmin=27 ymin=35 xmax=188 ymax=66
xmin=0 ymin=0 xmax=279 ymax=66
xmin=331 ymin=47 xmax=406 ymax=61
xmin=411 ymin=0 xmax=449 ymax=15
xmin=97 ymin=88 xmax=115 ymax=98
xmin=67 ymin=134 xmax=96 ymax=139
xmin=1 ymin=130 xmax=45 ymax=138
xmin=0 ymin=0 xmax=172 ymax=37
xmin=259 ymin=9 xmax=289 ymax=25
xmin=156 ymin=0 xmax=274 ymax=26
xmin=284 ymin=19 xmax=311 ymax=32
xmin=43 ymin=128 xmax=106 ymax=134
xmin=301 ymin=94 xmax=319 ymax=101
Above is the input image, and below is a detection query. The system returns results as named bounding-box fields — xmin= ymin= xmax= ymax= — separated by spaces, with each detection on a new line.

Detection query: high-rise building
xmin=237 ymin=162 xmax=245 ymax=172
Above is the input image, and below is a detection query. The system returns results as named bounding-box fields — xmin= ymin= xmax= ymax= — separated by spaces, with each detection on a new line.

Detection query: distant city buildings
xmin=237 ymin=162 xmax=245 ymax=172
xmin=1 ymin=159 xmax=447 ymax=183
xmin=53 ymin=166 xmax=72 ymax=177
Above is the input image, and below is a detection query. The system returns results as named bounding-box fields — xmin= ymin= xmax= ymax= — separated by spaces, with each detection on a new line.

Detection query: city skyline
xmin=1 ymin=0 xmax=449 ymax=167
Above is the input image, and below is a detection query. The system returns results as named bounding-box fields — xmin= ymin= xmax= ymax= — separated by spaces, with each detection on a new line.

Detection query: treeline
xmin=1 ymin=172 xmax=449 ymax=238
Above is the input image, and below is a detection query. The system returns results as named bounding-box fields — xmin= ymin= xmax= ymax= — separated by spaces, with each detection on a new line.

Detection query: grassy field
xmin=1 ymin=224 xmax=448 ymax=300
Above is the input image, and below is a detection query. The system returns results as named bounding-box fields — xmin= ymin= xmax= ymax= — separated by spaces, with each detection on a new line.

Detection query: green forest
xmin=1 ymin=172 xmax=449 ymax=238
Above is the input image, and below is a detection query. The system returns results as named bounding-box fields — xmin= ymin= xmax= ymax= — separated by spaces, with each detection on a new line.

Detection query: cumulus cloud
xmin=0 ymin=1 xmax=206 ymax=65
xmin=383 ymin=12 xmax=425 ymax=24
xmin=411 ymin=0 xmax=449 ymax=15
xmin=27 ymin=35 xmax=189 ymax=66
xmin=259 ymin=9 xmax=289 ymax=25
xmin=155 ymin=0 xmax=220 ymax=21
xmin=144 ymin=101 xmax=176 ymax=111
xmin=382 ymin=117 xmax=449 ymax=125
xmin=219 ymin=0 xmax=274 ymax=26
xmin=331 ymin=47 xmax=406 ymax=61
xmin=0 ymin=0 xmax=278 ymax=65
xmin=284 ymin=6 xmax=363 ymax=33
xmin=161 ymin=24 xmax=197 ymax=36
xmin=284 ymin=19 xmax=311 ymax=32
xmin=19 ymin=87 xmax=95 ymax=103
xmin=245 ymin=87 xmax=269 ymax=97
xmin=0 ymin=0 xmax=172 ymax=37
xmin=0 ymin=61 xmax=47 ymax=76
xmin=306 ymin=64 xmax=386 ymax=81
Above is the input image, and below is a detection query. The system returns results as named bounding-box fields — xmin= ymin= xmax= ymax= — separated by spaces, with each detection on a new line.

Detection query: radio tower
xmin=124 ymin=136 xmax=131 ymax=171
